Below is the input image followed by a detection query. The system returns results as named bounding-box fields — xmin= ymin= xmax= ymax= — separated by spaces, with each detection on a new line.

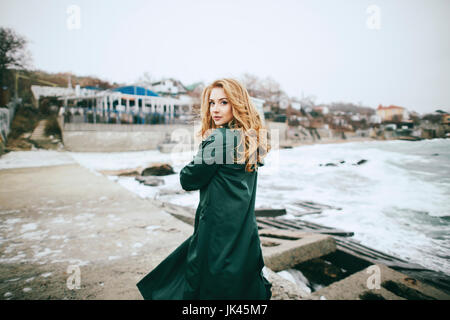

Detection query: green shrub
xmin=7 ymin=105 xmax=40 ymax=140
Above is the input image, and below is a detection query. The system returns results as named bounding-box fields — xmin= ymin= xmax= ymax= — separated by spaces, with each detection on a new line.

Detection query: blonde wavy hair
xmin=199 ymin=78 xmax=271 ymax=172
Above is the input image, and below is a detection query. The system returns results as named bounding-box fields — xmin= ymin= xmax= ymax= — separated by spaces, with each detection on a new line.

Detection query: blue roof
xmin=112 ymin=86 xmax=159 ymax=97
xmin=82 ymin=86 xmax=103 ymax=91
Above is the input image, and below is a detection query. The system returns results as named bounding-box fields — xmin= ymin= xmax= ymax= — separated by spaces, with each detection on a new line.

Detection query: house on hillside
xmin=377 ymin=104 xmax=409 ymax=122
xmin=151 ymin=78 xmax=188 ymax=97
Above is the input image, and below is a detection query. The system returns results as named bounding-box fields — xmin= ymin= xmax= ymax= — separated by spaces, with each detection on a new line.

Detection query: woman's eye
xmin=209 ymin=100 xmax=227 ymax=106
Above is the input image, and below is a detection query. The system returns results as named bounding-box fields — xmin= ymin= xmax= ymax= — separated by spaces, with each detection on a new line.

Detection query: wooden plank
xmin=256 ymin=217 xmax=354 ymax=237
xmin=256 ymin=218 xmax=292 ymax=230
xmin=255 ymin=207 xmax=286 ymax=217
xmin=335 ymin=238 xmax=426 ymax=270
xmin=257 ymin=214 xmax=434 ymax=281
xmin=272 ymin=217 xmax=354 ymax=236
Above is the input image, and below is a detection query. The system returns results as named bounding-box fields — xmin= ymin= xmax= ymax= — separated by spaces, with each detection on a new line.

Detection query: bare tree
xmin=0 ymin=27 xmax=32 ymax=87
xmin=240 ymin=73 xmax=260 ymax=97
xmin=298 ymin=95 xmax=317 ymax=109
xmin=239 ymin=73 xmax=287 ymax=112
xmin=135 ymin=71 xmax=156 ymax=88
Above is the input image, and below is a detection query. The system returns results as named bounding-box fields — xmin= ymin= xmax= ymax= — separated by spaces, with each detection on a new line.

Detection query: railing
xmin=62 ymin=108 xmax=191 ymax=125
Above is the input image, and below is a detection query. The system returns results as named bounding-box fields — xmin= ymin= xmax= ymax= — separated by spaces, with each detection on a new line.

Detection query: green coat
xmin=136 ymin=125 xmax=272 ymax=300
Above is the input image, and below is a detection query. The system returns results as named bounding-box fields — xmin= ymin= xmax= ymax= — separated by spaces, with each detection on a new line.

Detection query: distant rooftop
xmin=112 ymin=86 xmax=159 ymax=97
xmin=377 ymin=104 xmax=405 ymax=110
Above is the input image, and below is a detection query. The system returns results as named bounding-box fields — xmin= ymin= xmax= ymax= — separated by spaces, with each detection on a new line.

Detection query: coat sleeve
xmin=179 ymin=130 xmax=225 ymax=191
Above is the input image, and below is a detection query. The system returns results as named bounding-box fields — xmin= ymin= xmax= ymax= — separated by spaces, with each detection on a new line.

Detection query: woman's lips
xmin=213 ymin=116 xmax=222 ymax=120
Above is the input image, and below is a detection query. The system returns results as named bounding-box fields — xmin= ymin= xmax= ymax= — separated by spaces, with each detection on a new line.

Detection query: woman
xmin=136 ymin=78 xmax=272 ymax=300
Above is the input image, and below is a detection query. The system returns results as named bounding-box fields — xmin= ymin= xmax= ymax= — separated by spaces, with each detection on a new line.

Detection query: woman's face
xmin=209 ymin=87 xmax=233 ymax=127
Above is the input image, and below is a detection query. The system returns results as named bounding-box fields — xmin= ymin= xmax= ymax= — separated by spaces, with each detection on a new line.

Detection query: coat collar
xmin=218 ymin=122 xmax=231 ymax=129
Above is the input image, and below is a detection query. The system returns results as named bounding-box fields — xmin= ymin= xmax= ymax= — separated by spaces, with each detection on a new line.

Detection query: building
xmin=34 ymin=80 xmax=265 ymax=125
xmin=151 ymin=78 xmax=187 ymax=97
xmin=31 ymin=85 xmax=92 ymax=109
xmin=290 ymin=101 xmax=301 ymax=111
xmin=376 ymin=104 xmax=409 ymax=122
xmin=369 ymin=114 xmax=382 ymax=124
xmin=313 ymin=105 xmax=329 ymax=115
xmin=55 ymin=84 xmax=194 ymax=124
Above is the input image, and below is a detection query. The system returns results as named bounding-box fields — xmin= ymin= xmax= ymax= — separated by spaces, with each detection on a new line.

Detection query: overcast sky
xmin=1 ymin=0 xmax=449 ymax=114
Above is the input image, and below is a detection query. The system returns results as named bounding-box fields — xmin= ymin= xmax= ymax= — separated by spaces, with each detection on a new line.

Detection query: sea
xmin=1 ymin=138 xmax=449 ymax=278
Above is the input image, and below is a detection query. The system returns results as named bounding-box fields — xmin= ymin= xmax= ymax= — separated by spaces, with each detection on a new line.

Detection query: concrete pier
xmin=0 ymin=163 xmax=193 ymax=299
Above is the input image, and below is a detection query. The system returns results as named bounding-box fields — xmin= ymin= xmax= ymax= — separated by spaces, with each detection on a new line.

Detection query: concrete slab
xmin=259 ymin=229 xmax=336 ymax=272
xmin=311 ymin=264 xmax=450 ymax=300
xmin=0 ymin=163 xmax=193 ymax=299
xmin=156 ymin=203 xmax=333 ymax=300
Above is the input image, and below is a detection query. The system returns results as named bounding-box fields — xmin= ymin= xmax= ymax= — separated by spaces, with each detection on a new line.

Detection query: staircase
xmin=29 ymin=119 xmax=64 ymax=150
xmin=30 ymin=120 xmax=49 ymax=141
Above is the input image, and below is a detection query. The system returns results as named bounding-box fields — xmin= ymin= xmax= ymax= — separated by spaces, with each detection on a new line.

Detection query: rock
xmin=277 ymin=269 xmax=312 ymax=294
xmin=118 ymin=170 xmax=140 ymax=177
xmin=157 ymin=143 xmax=178 ymax=153
xmin=325 ymin=163 xmax=337 ymax=166
xmin=141 ymin=163 xmax=175 ymax=176
xmin=135 ymin=176 xmax=146 ymax=183
xmin=353 ymin=159 xmax=368 ymax=166
xmin=262 ymin=267 xmax=311 ymax=300
xmin=143 ymin=177 xmax=165 ymax=187
xmin=158 ymin=188 xmax=186 ymax=196
xmin=135 ymin=176 xmax=165 ymax=186
xmin=99 ymin=169 xmax=140 ymax=176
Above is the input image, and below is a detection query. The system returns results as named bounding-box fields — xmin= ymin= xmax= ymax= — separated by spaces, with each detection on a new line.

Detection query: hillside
xmin=327 ymin=102 xmax=375 ymax=115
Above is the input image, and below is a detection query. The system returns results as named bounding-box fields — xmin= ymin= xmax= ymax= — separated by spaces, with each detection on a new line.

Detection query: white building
xmin=151 ymin=78 xmax=187 ymax=96
xmin=291 ymin=101 xmax=301 ymax=110
xmin=55 ymin=85 xmax=193 ymax=124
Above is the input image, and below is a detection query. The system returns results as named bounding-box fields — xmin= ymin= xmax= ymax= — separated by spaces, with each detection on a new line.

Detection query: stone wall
xmin=60 ymin=117 xmax=200 ymax=152
xmin=59 ymin=119 xmax=364 ymax=153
